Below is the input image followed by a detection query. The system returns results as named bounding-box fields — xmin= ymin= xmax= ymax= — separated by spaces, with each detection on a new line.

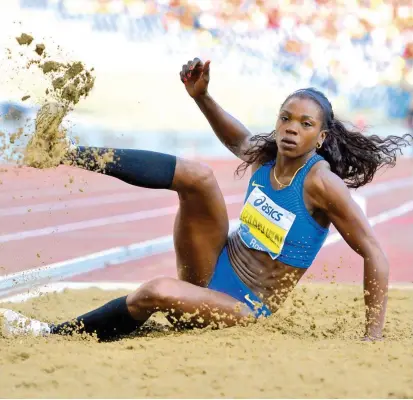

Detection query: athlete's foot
xmin=0 ymin=308 xmax=51 ymax=337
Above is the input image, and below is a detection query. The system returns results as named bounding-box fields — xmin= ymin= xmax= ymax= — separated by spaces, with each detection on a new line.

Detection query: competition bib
xmin=238 ymin=187 xmax=296 ymax=260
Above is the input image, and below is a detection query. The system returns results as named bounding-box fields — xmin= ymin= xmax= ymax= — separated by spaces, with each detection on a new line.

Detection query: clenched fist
xmin=180 ymin=57 xmax=211 ymax=99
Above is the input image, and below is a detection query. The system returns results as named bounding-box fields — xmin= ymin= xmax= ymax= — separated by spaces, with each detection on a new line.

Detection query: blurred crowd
xmin=19 ymin=0 xmax=413 ymax=120
xmin=56 ymin=0 xmax=413 ymax=87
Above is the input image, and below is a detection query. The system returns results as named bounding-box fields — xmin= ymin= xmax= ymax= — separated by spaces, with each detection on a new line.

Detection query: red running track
xmin=0 ymin=158 xmax=412 ymax=285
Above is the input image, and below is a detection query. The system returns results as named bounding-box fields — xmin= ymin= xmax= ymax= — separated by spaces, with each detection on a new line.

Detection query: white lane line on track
xmin=0 ymin=186 xmax=114 ymax=202
xmin=0 ymin=194 xmax=245 ymax=244
xmin=0 ymin=233 xmax=176 ymax=293
xmin=0 ymin=206 xmax=177 ymax=244
xmin=0 ymin=177 xmax=411 ymax=217
xmin=324 ymin=200 xmax=413 ymax=246
xmin=0 ymin=180 xmax=247 ymax=217
xmin=359 ymin=177 xmax=413 ymax=197
xmin=0 ymin=191 xmax=173 ymax=217
xmin=1 ymin=201 xmax=412 ymax=299
xmin=0 ymin=177 xmax=411 ymax=243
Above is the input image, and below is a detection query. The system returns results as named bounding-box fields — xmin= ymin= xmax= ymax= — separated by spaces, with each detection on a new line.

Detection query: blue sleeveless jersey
xmin=237 ymin=153 xmax=329 ymax=269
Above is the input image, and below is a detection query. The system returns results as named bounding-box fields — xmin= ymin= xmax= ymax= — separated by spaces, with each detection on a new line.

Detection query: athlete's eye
xmin=280 ymin=116 xmax=288 ymax=122
xmin=303 ymin=122 xmax=312 ymax=127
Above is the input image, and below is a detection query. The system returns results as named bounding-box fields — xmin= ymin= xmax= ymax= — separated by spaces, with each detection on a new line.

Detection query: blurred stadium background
xmin=0 ymin=0 xmax=412 ymax=158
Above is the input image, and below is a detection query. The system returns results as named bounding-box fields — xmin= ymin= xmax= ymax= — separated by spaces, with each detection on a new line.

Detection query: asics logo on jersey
xmin=253 ymin=196 xmax=283 ymax=222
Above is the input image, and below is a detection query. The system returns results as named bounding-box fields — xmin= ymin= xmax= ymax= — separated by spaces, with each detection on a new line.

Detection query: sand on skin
xmin=0 ymin=284 xmax=412 ymax=399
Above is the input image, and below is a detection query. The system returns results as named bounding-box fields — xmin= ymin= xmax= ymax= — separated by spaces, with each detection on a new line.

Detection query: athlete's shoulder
xmin=305 ymin=159 xmax=349 ymax=210
xmin=305 ymin=157 xmax=330 ymax=182
xmin=307 ymin=159 xmax=341 ymax=187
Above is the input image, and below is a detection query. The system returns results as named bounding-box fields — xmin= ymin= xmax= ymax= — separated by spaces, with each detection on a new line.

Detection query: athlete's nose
xmin=285 ymin=127 xmax=298 ymax=135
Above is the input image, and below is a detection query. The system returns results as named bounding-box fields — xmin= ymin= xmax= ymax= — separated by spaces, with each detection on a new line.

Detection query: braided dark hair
xmin=237 ymin=88 xmax=412 ymax=189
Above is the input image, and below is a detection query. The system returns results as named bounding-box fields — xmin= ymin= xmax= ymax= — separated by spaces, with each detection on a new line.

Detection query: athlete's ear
xmin=319 ymin=129 xmax=328 ymax=144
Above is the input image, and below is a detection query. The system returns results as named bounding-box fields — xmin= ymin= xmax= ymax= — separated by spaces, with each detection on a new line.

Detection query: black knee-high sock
xmin=50 ymin=296 xmax=144 ymax=341
xmin=74 ymin=147 xmax=177 ymax=190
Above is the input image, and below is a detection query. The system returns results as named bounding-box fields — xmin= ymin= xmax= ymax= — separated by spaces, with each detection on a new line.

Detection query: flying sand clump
xmin=2 ymin=34 xmax=114 ymax=170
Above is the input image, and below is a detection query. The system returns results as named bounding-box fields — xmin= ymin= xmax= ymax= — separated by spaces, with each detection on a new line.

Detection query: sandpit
xmin=0 ymin=284 xmax=412 ymax=398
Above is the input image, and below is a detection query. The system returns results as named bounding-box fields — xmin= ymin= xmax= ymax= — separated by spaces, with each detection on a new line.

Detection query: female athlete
xmin=1 ymin=58 xmax=411 ymax=341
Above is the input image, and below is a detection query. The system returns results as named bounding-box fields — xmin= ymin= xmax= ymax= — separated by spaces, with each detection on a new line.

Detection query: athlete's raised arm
xmin=180 ymin=58 xmax=253 ymax=161
xmin=307 ymin=166 xmax=389 ymax=341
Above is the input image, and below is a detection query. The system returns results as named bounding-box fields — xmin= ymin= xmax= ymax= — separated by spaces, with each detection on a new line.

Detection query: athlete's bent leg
xmin=126 ymin=277 xmax=252 ymax=328
xmin=69 ymin=146 xmax=229 ymax=287
xmin=49 ymin=277 xmax=253 ymax=341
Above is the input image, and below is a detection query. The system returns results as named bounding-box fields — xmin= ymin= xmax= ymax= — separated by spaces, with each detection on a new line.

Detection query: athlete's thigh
xmin=130 ymin=277 xmax=254 ymax=329
xmin=173 ymin=165 xmax=229 ymax=287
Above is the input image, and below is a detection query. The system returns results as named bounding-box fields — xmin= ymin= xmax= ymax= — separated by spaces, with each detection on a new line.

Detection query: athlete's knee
xmin=174 ymin=158 xmax=216 ymax=193
xmin=127 ymin=277 xmax=180 ymax=312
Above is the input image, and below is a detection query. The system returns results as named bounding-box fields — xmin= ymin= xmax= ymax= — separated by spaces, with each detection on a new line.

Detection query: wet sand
xmin=1 ymin=283 xmax=412 ymax=398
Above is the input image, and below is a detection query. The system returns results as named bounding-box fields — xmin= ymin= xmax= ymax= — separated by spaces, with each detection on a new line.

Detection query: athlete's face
xmin=274 ymin=96 xmax=327 ymax=157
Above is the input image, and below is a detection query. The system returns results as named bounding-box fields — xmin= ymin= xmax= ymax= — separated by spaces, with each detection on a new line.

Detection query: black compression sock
xmin=50 ymin=296 xmax=143 ymax=341
xmin=75 ymin=147 xmax=177 ymax=190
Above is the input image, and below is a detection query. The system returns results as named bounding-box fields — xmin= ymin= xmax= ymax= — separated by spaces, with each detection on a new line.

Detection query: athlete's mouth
xmin=280 ymin=138 xmax=297 ymax=146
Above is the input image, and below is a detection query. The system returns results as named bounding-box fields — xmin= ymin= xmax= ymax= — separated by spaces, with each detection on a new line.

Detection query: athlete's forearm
xmin=194 ymin=93 xmax=252 ymax=159
xmin=363 ymin=249 xmax=389 ymax=338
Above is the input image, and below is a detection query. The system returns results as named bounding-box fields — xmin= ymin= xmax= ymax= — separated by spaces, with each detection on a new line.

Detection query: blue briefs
xmin=207 ymin=246 xmax=272 ymax=318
